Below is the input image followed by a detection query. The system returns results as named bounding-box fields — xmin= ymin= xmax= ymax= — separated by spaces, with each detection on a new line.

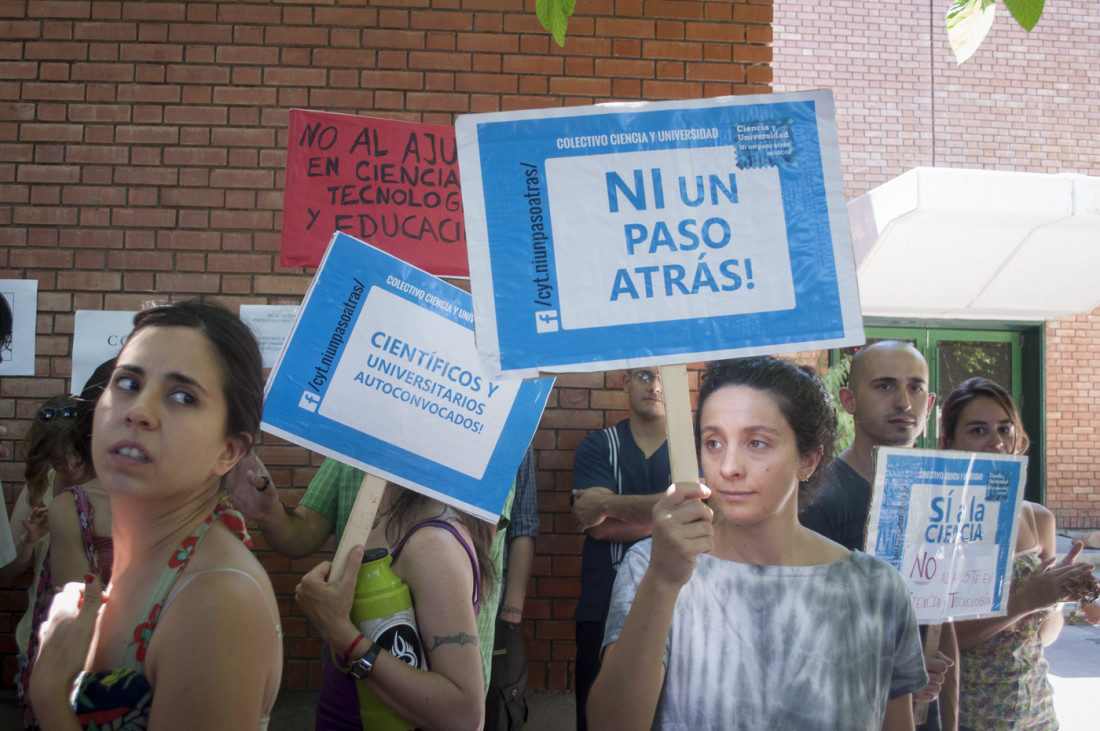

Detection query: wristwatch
xmin=347 ymin=640 xmax=383 ymax=681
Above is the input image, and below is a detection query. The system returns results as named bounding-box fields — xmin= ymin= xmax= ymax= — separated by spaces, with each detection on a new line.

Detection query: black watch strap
xmin=347 ymin=640 xmax=383 ymax=681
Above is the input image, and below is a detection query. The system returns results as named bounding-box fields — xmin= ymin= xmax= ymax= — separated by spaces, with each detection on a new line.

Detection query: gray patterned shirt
xmin=604 ymin=541 xmax=927 ymax=730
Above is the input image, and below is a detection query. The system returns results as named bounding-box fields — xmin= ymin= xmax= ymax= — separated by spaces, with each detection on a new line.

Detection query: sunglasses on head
xmin=36 ymin=406 xmax=78 ymax=423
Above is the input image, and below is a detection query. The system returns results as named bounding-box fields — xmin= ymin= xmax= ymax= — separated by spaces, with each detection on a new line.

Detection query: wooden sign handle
xmin=659 ymin=364 xmax=700 ymax=489
xmin=912 ymin=622 xmax=943 ymax=725
xmin=331 ymin=472 xmax=387 ymax=582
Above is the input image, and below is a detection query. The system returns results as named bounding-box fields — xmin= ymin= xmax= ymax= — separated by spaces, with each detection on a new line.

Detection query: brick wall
xmin=1044 ymin=310 xmax=1100 ymax=528
xmin=0 ymin=0 xmax=773 ymax=695
xmin=771 ymin=1 xmax=1100 ymax=530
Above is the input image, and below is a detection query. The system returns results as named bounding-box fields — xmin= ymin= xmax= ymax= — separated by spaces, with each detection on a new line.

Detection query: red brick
xmin=362 ymin=29 xmax=426 ymax=50
xmin=110 ymin=207 xmax=176 ymax=228
xmin=641 ymin=39 xmax=703 ymax=60
xmin=160 ymin=187 xmax=226 ymax=208
xmin=19 ymin=82 xmax=85 ymax=101
xmin=154 ymin=271 xmax=221 ymax=293
xmin=17 ymin=164 xmax=80 ymax=184
xmin=732 ymin=43 xmax=772 ymax=63
xmin=685 ymin=61 xmax=746 ymax=82
xmin=686 ymin=21 xmax=746 ymax=43
xmin=208 ymin=169 xmax=274 ymax=189
xmin=114 ymin=166 xmax=179 ymax=186
xmin=14 ymin=203 xmax=77 ymax=225
xmin=23 ymin=41 xmax=88 ymax=61
xmin=56 ymin=269 xmax=121 ymax=291
xmin=641 ymin=79 xmax=705 ymax=99
xmin=360 ymin=70 xmax=424 ymax=90
xmin=208 ymin=209 xmax=274 ymax=229
xmin=107 ymin=249 xmax=173 ymax=270
xmin=9 ymin=248 xmax=73 ymax=268
xmin=408 ymin=50 xmax=472 ymax=71
xmin=734 ymin=4 xmax=773 ymax=23
xmin=123 ymin=2 xmax=186 ymax=22
xmin=548 ymin=76 xmax=611 ymax=97
xmin=645 ymin=1 xmax=704 ymax=20
xmin=117 ymin=84 xmax=179 ymax=103
xmin=19 ymin=123 xmax=84 ymax=142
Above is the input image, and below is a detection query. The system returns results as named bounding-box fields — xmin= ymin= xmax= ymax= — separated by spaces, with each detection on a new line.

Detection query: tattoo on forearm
xmin=499 ymin=605 xmax=523 ymax=616
xmin=427 ymin=632 xmax=479 ymax=652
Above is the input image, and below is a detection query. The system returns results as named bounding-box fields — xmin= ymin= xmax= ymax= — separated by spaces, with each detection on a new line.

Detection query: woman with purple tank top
xmin=297 ymin=483 xmax=495 ymax=731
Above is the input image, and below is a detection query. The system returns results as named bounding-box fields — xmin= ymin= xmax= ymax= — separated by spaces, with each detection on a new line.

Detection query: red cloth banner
xmin=280 ymin=109 xmax=468 ymax=276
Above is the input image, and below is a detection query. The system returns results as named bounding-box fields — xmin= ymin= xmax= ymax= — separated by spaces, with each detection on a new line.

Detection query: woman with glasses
xmin=18 ymin=361 xmax=115 ymax=728
xmin=3 ymin=399 xmax=82 ymax=580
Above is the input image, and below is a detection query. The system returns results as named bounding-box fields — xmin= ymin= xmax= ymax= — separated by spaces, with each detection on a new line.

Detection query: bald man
xmin=801 ymin=339 xmax=935 ymax=547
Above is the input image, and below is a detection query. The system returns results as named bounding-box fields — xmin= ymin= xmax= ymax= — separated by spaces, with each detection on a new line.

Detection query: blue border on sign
xmin=261 ymin=232 xmax=554 ymax=517
xmin=471 ymin=99 xmax=845 ymax=372
xmin=871 ymin=452 xmax=1025 ymax=613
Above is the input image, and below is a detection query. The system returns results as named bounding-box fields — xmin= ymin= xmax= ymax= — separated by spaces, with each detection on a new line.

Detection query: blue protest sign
xmin=456 ymin=89 xmax=863 ymax=377
xmin=866 ymin=448 xmax=1027 ymax=622
xmin=261 ymin=232 xmax=555 ymax=521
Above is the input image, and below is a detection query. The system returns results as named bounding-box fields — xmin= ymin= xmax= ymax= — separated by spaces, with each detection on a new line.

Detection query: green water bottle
xmin=346 ymin=547 xmax=424 ymax=731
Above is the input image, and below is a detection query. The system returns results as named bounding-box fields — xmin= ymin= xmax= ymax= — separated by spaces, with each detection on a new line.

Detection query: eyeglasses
xmin=36 ymin=406 xmax=78 ymax=423
xmin=630 ymin=370 xmax=661 ymax=385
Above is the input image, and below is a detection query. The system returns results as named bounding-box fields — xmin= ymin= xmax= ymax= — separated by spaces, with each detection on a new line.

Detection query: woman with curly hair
xmin=588 ymin=357 xmax=927 ymax=730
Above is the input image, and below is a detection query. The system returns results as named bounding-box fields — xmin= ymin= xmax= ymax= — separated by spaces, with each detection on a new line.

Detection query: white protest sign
xmin=261 ymin=232 xmax=555 ymax=521
xmin=0 ymin=280 xmax=38 ymax=377
xmin=866 ymin=447 xmax=1027 ymax=622
xmin=72 ymin=310 xmax=135 ymax=395
xmin=239 ymin=304 xmax=299 ymax=369
xmin=456 ymin=89 xmax=863 ymax=378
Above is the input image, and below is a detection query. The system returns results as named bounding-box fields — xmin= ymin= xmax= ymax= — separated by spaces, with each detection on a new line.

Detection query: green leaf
xmin=821 ymin=356 xmax=854 ymax=453
xmin=945 ymin=0 xmax=997 ymax=65
xmin=536 ymin=0 xmax=577 ymax=47
xmin=1004 ymin=0 xmax=1045 ymax=32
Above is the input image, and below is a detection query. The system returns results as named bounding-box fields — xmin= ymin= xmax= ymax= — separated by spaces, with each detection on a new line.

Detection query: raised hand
xmin=1015 ymin=556 xmax=1096 ymax=614
xmin=22 ymin=506 xmax=50 ymax=544
xmin=223 ymin=450 xmax=280 ymax=520
xmin=649 ymin=482 xmax=714 ymax=590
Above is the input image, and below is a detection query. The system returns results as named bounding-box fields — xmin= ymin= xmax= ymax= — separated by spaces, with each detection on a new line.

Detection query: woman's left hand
xmin=1059 ymin=540 xmax=1086 ymax=568
xmin=29 ymin=577 xmax=105 ymax=712
xmin=295 ymin=544 xmax=364 ymax=646
xmin=649 ymin=482 xmax=714 ymax=590
xmin=23 ymin=506 xmax=50 ymax=544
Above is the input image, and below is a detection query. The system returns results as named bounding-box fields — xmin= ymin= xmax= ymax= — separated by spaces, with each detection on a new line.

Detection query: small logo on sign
xmin=535 ymin=310 xmax=560 ymax=333
xmin=299 ymin=391 xmax=321 ymax=412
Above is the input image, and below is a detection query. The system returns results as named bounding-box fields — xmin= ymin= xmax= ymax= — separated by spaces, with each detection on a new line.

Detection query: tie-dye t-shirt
xmin=603 ymin=542 xmax=927 ymax=731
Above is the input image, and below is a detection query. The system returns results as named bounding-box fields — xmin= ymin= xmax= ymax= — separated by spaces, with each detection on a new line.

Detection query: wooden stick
xmin=659 ymin=364 xmax=700 ymax=489
xmin=331 ymin=472 xmax=387 ymax=582
xmin=913 ymin=622 xmax=943 ymax=725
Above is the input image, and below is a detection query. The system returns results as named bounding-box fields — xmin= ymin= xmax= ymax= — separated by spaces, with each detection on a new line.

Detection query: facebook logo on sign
xmin=535 ymin=310 xmax=560 ymax=333
xmin=299 ymin=391 xmax=321 ymax=412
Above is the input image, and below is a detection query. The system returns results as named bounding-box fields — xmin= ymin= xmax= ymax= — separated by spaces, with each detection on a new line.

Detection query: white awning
xmin=847 ymin=167 xmax=1100 ymax=321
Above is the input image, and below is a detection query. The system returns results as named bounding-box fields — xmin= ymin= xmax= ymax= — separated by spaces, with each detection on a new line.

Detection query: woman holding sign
xmin=28 ymin=300 xmax=282 ymax=730
xmin=588 ymin=356 xmax=927 ymax=730
xmin=293 ymin=476 xmax=495 ymax=731
xmin=940 ymin=377 xmax=1098 ymax=731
